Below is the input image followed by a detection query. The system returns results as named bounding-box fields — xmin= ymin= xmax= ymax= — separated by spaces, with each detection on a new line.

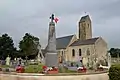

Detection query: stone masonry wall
xmin=0 ymin=73 xmax=109 ymax=80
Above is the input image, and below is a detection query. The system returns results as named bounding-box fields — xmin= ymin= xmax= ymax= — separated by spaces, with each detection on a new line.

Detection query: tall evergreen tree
xmin=109 ymin=48 xmax=120 ymax=57
xmin=0 ymin=33 xmax=16 ymax=59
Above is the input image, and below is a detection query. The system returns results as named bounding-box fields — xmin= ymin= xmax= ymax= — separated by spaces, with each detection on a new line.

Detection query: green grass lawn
xmin=24 ymin=64 xmax=44 ymax=73
xmin=0 ymin=65 xmax=10 ymax=68
xmin=25 ymin=64 xmax=77 ymax=73
xmin=59 ymin=67 xmax=77 ymax=73
xmin=0 ymin=64 xmax=78 ymax=73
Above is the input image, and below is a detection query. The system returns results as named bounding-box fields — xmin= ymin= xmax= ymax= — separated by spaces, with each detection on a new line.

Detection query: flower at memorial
xmin=16 ymin=65 xmax=25 ymax=73
xmin=42 ymin=66 xmax=47 ymax=70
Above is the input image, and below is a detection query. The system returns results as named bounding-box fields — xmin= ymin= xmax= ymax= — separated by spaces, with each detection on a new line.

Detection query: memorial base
xmin=45 ymin=53 xmax=58 ymax=67
xmin=47 ymin=70 xmax=58 ymax=74
xmin=16 ymin=66 xmax=25 ymax=73
xmin=77 ymin=68 xmax=87 ymax=73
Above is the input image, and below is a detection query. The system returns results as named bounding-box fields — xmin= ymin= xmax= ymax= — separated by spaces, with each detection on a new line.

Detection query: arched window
xmin=79 ymin=49 xmax=82 ymax=56
xmin=72 ymin=49 xmax=75 ymax=57
xmin=62 ymin=51 xmax=64 ymax=56
xmin=87 ymin=48 xmax=90 ymax=56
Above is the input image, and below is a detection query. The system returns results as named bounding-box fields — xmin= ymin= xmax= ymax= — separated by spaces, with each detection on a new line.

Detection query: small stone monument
xmin=5 ymin=55 xmax=11 ymax=66
xmin=33 ymin=40 xmax=45 ymax=64
xmin=19 ymin=57 xmax=22 ymax=65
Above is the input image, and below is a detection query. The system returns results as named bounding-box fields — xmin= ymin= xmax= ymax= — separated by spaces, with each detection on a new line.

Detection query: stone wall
xmin=67 ymin=44 xmax=95 ymax=63
xmin=95 ymin=37 xmax=108 ymax=61
xmin=0 ymin=73 xmax=109 ymax=80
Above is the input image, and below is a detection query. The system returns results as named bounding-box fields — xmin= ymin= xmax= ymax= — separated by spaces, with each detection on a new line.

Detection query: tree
xmin=19 ymin=33 xmax=40 ymax=60
xmin=0 ymin=33 xmax=17 ymax=60
xmin=109 ymin=48 xmax=120 ymax=58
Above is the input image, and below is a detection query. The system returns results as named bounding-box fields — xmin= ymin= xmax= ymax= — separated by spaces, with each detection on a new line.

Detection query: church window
xmin=79 ymin=49 xmax=82 ymax=56
xmin=72 ymin=49 xmax=75 ymax=57
xmin=88 ymin=24 xmax=89 ymax=28
xmin=87 ymin=48 xmax=90 ymax=56
xmin=80 ymin=60 xmax=82 ymax=63
xmin=62 ymin=51 xmax=64 ymax=56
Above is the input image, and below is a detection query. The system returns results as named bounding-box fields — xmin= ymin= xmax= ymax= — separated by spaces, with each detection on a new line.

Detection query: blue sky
xmin=0 ymin=0 xmax=120 ymax=48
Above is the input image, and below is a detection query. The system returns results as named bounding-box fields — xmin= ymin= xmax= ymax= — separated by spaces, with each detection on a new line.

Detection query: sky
xmin=0 ymin=0 xmax=120 ymax=49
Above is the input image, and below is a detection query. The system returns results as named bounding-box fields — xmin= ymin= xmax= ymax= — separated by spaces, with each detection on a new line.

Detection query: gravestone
xmin=5 ymin=55 xmax=11 ymax=66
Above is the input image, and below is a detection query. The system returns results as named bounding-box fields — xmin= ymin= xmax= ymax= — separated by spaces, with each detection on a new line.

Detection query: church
xmin=55 ymin=15 xmax=108 ymax=68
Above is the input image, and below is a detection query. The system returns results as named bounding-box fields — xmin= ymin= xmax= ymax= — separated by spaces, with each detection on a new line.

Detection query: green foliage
xmin=0 ymin=65 xmax=10 ymax=68
xmin=0 ymin=33 xmax=17 ymax=59
xmin=25 ymin=64 xmax=43 ymax=73
xmin=109 ymin=64 xmax=120 ymax=80
xmin=89 ymin=67 xmax=94 ymax=70
xmin=59 ymin=67 xmax=76 ymax=73
xmin=99 ymin=60 xmax=107 ymax=66
xmin=109 ymin=48 xmax=120 ymax=58
xmin=19 ymin=33 xmax=40 ymax=57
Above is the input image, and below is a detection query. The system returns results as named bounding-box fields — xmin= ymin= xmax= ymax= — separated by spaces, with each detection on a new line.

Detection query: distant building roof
xmin=80 ymin=15 xmax=90 ymax=22
xmin=70 ymin=37 xmax=99 ymax=46
xmin=56 ymin=35 xmax=74 ymax=49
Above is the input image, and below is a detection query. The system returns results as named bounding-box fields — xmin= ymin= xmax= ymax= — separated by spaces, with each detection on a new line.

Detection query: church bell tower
xmin=78 ymin=15 xmax=92 ymax=40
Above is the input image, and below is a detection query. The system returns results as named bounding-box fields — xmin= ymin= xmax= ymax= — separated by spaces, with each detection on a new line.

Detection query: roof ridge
xmin=56 ymin=34 xmax=74 ymax=39
xmin=80 ymin=15 xmax=91 ymax=22
xmin=77 ymin=37 xmax=99 ymax=41
xmin=81 ymin=15 xmax=89 ymax=18
xmin=70 ymin=37 xmax=100 ymax=46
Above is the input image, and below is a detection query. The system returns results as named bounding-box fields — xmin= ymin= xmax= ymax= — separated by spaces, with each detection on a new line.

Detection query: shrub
xmin=58 ymin=67 xmax=76 ymax=73
xmin=109 ymin=64 xmax=120 ymax=80
xmin=25 ymin=64 xmax=43 ymax=73
xmin=89 ymin=67 xmax=94 ymax=70
xmin=0 ymin=65 xmax=10 ymax=68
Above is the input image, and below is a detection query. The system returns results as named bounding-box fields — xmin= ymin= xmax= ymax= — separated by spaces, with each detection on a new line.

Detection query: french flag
xmin=54 ymin=18 xmax=59 ymax=23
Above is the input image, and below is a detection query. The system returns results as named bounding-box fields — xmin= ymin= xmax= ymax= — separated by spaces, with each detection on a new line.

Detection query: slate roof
xmin=80 ymin=15 xmax=90 ymax=22
xmin=70 ymin=37 xmax=99 ymax=46
xmin=56 ymin=35 xmax=74 ymax=49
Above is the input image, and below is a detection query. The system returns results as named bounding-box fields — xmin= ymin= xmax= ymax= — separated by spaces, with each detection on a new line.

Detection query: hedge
xmin=24 ymin=64 xmax=43 ymax=73
xmin=109 ymin=64 xmax=120 ymax=80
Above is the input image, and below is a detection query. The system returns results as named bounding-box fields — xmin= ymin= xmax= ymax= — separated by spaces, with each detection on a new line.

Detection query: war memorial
xmin=0 ymin=14 xmax=109 ymax=80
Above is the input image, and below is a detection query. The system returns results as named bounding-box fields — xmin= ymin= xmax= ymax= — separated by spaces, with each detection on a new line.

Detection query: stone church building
xmin=56 ymin=15 xmax=108 ymax=68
